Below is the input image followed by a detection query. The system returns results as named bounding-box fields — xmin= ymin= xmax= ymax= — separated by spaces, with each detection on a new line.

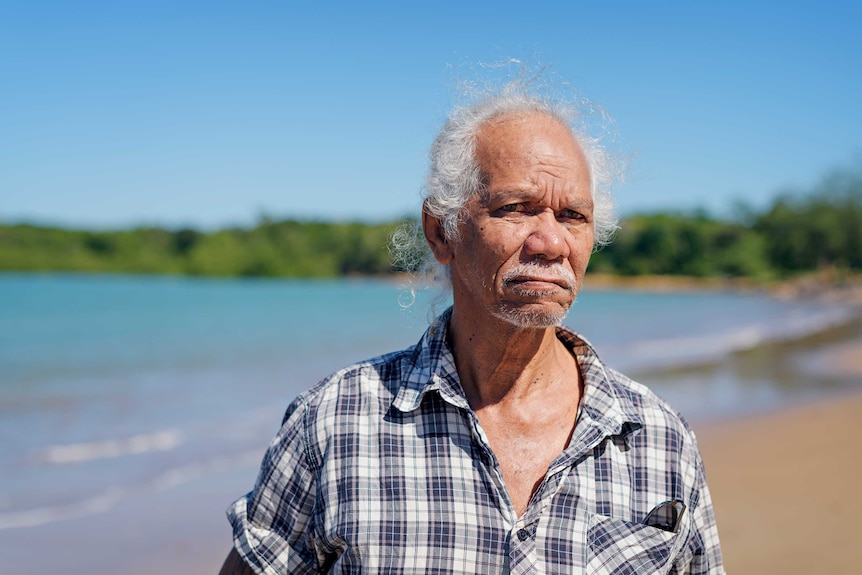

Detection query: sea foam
xmin=39 ymin=429 xmax=184 ymax=465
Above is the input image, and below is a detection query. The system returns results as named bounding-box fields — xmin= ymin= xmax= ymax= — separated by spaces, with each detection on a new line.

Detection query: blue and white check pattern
xmin=228 ymin=310 xmax=724 ymax=574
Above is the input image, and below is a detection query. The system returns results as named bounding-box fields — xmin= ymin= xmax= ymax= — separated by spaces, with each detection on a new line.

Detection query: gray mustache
xmin=502 ymin=263 xmax=576 ymax=290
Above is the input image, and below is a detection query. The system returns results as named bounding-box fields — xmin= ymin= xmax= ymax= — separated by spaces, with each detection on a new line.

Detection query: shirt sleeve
xmin=673 ymin=436 xmax=726 ymax=575
xmin=226 ymin=396 xmax=321 ymax=575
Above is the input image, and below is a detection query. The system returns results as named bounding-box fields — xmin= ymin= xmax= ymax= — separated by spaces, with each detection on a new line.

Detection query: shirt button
xmin=517 ymin=529 xmax=530 ymax=541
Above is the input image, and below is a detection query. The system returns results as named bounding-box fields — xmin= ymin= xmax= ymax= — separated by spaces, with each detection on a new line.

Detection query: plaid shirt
xmin=228 ymin=310 xmax=724 ymax=574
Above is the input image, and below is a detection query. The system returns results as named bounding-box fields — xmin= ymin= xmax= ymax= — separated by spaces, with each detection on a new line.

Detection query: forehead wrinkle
xmin=530 ymin=166 xmax=587 ymax=200
xmin=532 ymin=142 xmax=589 ymax=172
xmin=474 ymin=113 xmax=592 ymax=206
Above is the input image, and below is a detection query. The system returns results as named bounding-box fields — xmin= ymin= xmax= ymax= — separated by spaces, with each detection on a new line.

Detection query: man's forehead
xmin=474 ymin=112 xmax=589 ymax=187
xmin=477 ymin=111 xmax=575 ymax=141
xmin=476 ymin=113 xmax=582 ymax=163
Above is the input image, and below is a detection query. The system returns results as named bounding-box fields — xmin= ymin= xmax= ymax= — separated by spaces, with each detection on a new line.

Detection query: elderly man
xmin=220 ymin=88 xmax=724 ymax=574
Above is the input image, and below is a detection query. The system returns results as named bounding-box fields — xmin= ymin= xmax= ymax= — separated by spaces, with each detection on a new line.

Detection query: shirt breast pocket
xmin=586 ymin=512 xmax=680 ymax=575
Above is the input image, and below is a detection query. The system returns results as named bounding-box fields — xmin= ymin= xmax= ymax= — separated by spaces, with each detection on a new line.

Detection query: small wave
xmin=620 ymin=306 xmax=854 ymax=371
xmin=0 ymin=449 xmax=262 ymax=529
xmin=150 ymin=450 xmax=263 ymax=491
xmin=0 ymin=487 xmax=125 ymax=529
xmin=38 ymin=429 xmax=184 ymax=464
xmin=626 ymin=326 xmax=766 ymax=366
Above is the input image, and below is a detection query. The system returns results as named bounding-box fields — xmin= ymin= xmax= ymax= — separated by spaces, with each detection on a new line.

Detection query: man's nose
xmin=522 ymin=210 xmax=570 ymax=261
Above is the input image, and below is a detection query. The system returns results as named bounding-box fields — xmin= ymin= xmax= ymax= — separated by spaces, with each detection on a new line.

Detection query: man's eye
xmin=500 ymin=202 xmax=531 ymax=214
xmin=500 ymin=203 xmax=528 ymax=213
xmin=560 ymin=209 xmax=587 ymax=222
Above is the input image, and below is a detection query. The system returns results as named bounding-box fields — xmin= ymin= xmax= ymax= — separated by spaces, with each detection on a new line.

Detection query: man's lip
xmin=507 ymin=276 xmax=572 ymax=289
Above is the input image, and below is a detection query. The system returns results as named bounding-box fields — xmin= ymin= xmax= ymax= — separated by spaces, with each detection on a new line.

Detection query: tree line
xmin=2 ymin=163 xmax=860 ymax=281
xmin=591 ymin=162 xmax=862 ymax=280
xmin=0 ymin=218 xmax=400 ymax=277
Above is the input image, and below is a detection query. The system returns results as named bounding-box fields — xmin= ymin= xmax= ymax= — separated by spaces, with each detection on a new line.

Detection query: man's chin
xmin=492 ymin=302 xmax=571 ymax=329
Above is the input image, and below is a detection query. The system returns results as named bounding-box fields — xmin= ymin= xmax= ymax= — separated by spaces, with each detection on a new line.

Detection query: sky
xmin=1 ymin=0 xmax=860 ymax=230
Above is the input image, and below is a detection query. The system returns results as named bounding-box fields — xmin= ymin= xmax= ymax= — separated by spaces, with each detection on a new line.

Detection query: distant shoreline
xmin=585 ymin=270 xmax=862 ymax=307
xmin=6 ymin=267 xmax=862 ymax=306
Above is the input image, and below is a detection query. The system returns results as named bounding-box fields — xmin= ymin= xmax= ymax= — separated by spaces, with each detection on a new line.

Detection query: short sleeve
xmin=672 ymin=434 xmax=725 ymax=575
xmin=226 ymin=396 xmax=320 ymax=575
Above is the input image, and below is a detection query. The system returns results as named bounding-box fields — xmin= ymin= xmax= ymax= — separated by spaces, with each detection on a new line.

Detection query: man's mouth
xmin=506 ymin=276 xmax=572 ymax=291
xmin=502 ymin=264 xmax=577 ymax=293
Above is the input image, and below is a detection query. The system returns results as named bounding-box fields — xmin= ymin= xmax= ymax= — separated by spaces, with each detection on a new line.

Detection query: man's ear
xmin=422 ymin=203 xmax=454 ymax=265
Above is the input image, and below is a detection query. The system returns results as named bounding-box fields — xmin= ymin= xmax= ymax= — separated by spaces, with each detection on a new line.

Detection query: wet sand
xmin=695 ymin=341 xmax=862 ymax=574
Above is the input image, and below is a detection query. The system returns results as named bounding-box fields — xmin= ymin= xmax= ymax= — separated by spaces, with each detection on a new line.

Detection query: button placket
xmin=508 ymin=523 xmax=539 ymax=575
xmin=462 ymin=407 xmax=518 ymax=525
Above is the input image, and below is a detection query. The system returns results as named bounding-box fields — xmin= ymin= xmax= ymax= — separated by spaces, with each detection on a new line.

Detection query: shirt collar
xmin=392 ymin=307 xmax=471 ymax=412
xmin=555 ymin=328 xmax=645 ymax=440
xmin=392 ymin=308 xmax=644 ymax=439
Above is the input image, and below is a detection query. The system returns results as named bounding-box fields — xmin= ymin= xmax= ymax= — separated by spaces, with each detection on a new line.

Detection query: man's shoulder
xmin=558 ymin=325 xmax=696 ymax=437
xmin=590 ymin=362 xmax=707 ymax=485
xmin=281 ymin=345 xmax=419 ymax=423
xmin=599 ymin=360 xmax=697 ymax=437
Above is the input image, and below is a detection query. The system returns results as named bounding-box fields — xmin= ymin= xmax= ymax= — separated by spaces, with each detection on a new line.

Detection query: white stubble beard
xmin=492 ymin=262 xmax=579 ymax=328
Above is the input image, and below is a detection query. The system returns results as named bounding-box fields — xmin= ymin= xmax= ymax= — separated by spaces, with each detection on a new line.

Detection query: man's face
xmin=448 ymin=112 xmax=595 ymax=328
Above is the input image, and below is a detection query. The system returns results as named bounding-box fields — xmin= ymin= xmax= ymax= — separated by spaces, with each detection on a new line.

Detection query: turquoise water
xmin=0 ymin=273 xmax=856 ymax=538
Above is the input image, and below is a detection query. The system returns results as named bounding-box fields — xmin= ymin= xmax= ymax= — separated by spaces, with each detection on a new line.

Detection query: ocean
xmin=0 ymin=273 xmax=858 ymax=572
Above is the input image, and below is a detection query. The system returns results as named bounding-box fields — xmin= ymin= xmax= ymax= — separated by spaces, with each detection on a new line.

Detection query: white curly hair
xmin=391 ymin=70 xmax=623 ymax=295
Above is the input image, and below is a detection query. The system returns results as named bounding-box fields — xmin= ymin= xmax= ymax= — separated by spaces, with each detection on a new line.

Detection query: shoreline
xmin=7 ymin=268 xmax=862 ymax=305
xmin=585 ymin=269 xmax=862 ymax=305
xmin=688 ymin=322 xmax=862 ymax=574
xmin=586 ymin=278 xmax=862 ymax=572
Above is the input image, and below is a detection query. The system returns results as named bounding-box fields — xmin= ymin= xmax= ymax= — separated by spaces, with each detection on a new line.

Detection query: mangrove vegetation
xmin=2 ymin=163 xmax=860 ymax=281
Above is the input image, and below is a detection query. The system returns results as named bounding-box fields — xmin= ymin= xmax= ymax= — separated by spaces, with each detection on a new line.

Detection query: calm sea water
xmin=0 ymin=273 xmax=856 ymax=538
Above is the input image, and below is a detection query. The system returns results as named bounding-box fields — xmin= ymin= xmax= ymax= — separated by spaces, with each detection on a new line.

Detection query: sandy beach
xmin=695 ymin=343 xmax=862 ymax=574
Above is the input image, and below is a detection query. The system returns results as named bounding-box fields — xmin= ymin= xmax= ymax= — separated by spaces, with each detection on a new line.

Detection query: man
xmin=220 ymin=88 xmax=724 ymax=574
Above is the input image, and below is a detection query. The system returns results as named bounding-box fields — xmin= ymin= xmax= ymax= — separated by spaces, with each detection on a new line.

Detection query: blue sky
xmin=2 ymin=0 xmax=860 ymax=229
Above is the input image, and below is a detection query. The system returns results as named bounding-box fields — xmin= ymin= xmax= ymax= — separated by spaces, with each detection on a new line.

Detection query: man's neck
xmin=447 ymin=306 xmax=580 ymax=410
xmin=446 ymin=305 xmax=585 ymax=517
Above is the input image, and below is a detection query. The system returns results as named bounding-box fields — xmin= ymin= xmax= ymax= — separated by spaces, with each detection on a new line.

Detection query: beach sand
xmin=695 ymin=341 xmax=862 ymax=574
